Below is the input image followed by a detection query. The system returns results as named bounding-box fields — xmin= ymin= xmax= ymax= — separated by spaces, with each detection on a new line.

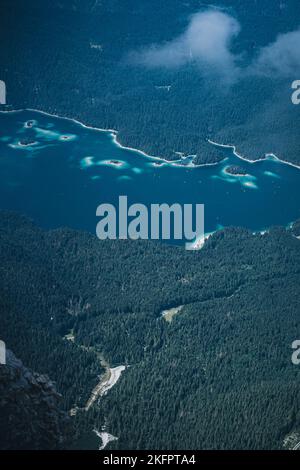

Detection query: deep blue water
xmin=0 ymin=109 xmax=300 ymax=244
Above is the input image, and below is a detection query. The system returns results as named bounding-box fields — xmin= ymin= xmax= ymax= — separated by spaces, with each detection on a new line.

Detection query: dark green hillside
xmin=1 ymin=211 xmax=300 ymax=449
xmin=0 ymin=1 xmax=299 ymax=165
xmin=0 ymin=213 xmax=103 ymax=411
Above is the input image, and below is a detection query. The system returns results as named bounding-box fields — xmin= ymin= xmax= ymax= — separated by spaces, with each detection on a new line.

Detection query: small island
xmin=19 ymin=138 xmax=36 ymax=147
xmin=225 ymin=165 xmax=248 ymax=176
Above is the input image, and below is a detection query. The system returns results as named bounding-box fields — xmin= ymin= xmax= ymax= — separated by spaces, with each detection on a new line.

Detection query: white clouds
xmin=129 ymin=8 xmax=300 ymax=82
xmin=184 ymin=11 xmax=240 ymax=69
xmin=253 ymin=29 xmax=300 ymax=77
xmin=129 ymin=11 xmax=240 ymax=76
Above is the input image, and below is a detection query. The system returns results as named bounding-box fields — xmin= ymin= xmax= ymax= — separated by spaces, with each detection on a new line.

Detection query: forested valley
xmin=1 ymin=211 xmax=300 ymax=449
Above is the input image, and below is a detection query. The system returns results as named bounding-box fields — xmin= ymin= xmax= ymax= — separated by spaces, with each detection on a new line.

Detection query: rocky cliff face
xmin=0 ymin=349 xmax=71 ymax=449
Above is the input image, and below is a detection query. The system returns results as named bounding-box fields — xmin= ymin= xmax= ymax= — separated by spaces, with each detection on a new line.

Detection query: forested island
xmin=19 ymin=138 xmax=36 ymax=146
xmin=225 ymin=165 xmax=248 ymax=176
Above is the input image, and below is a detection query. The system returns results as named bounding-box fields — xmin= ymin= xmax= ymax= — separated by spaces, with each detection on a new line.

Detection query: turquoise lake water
xmin=0 ymin=109 xmax=300 ymax=245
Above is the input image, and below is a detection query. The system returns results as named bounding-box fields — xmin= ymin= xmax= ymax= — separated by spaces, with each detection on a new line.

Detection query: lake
xmin=1 ymin=109 xmax=300 ymax=245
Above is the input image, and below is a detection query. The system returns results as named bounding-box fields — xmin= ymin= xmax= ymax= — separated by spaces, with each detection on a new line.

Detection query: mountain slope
xmin=1 ymin=211 xmax=300 ymax=449
xmin=0 ymin=349 xmax=71 ymax=450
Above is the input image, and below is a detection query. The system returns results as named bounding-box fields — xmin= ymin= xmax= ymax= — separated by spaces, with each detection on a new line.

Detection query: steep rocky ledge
xmin=0 ymin=349 xmax=71 ymax=449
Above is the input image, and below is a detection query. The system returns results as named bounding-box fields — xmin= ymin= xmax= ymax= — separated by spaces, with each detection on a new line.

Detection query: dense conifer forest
xmin=1 ymin=0 xmax=300 ymax=451
xmin=1 ymin=211 xmax=300 ymax=449
xmin=0 ymin=0 xmax=300 ymax=166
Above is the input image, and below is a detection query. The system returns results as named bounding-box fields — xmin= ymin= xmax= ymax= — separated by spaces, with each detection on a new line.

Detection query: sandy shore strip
xmin=208 ymin=139 xmax=300 ymax=171
xmin=2 ymin=108 xmax=300 ymax=170
xmin=188 ymin=231 xmax=216 ymax=250
xmin=0 ymin=108 xmax=181 ymax=166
